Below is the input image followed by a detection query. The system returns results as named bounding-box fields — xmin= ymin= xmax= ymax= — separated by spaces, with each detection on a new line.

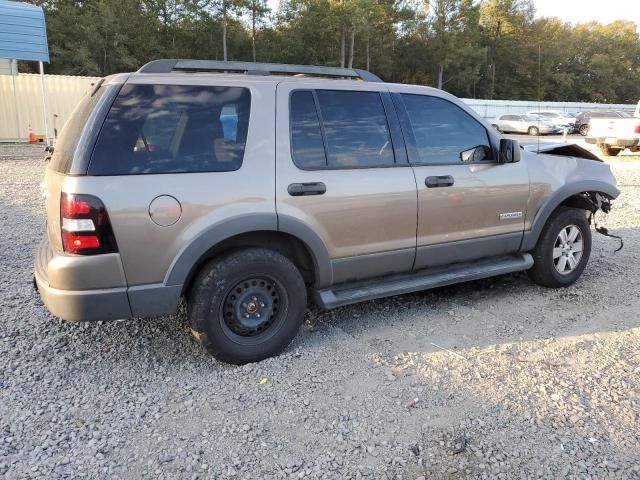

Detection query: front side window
xmin=89 ymin=84 xmax=251 ymax=175
xmin=290 ymin=89 xmax=395 ymax=169
xmin=401 ymin=94 xmax=492 ymax=165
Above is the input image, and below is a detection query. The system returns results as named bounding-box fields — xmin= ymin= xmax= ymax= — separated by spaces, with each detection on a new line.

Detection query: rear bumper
xmin=34 ymin=238 xmax=181 ymax=322
xmin=585 ymin=137 xmax=639 ymax=147
xmin=34 ymin=238 xmax=132 ymax=321
xmin=35 ymin=269 xmax=132 ymax=322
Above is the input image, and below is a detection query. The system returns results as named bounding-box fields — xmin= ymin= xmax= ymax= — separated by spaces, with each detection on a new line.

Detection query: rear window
xmin=88 ymin=84 xmax=251 ymax=175
xmin=290 ymin=89 xmax=395 ymax=169
xmin=49 ymin=85 xmax=107 ymax=173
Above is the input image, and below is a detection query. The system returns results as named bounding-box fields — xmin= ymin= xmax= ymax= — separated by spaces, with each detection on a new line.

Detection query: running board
xmin=313 ymin=254 xmax=533 ymax=310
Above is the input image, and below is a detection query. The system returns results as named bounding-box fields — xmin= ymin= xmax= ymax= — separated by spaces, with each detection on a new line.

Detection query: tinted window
xmin=89 ymin=84 xmax=251 ymax=175
xmin=50 ymin=85 xmax=107 ymax=173
xmin=316 ymin=90 xmax=395 ymax=168
xmin=401 ymin=94 xmax=492 ymax=165
xmin=290 ymin=91 xmax=326 ymax=168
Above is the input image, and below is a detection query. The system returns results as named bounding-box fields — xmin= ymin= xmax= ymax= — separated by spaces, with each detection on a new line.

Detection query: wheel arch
xmin=164 ymin=214 xmax=332 ymax=296
xmin=521 ymin=180 xmax=620 ymax=251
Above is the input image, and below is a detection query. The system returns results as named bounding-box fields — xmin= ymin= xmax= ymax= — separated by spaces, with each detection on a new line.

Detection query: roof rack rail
xmin=137 ymin=59 xmax=383 ymax=82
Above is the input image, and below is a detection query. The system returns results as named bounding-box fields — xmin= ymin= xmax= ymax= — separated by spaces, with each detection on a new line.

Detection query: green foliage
xmin=28 ymin=0 xmax=640 ymax=102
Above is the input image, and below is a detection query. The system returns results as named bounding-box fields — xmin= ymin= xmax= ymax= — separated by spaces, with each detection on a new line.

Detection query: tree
xmin=244 ymin=0 xmax=269 ymax=61
xmin=26 ymin=0 xmax=640 ymax=103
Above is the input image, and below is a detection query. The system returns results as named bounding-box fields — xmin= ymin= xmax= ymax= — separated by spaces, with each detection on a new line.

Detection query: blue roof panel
xmin=0 ymin=0 xmax=49 ymax=62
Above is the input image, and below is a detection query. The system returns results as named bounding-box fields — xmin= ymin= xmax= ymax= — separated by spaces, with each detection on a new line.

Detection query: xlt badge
xmin=500 ymin=211 xmax=523 ymax=220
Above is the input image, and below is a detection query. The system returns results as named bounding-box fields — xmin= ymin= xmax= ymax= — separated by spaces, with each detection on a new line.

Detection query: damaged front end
xmin=522 ymin=143 xmax=602 ymax=162
xmin=520 ymin=142 xmax=622 ymax=252
xmin=566 ymin=191 xmax=622 ymax=251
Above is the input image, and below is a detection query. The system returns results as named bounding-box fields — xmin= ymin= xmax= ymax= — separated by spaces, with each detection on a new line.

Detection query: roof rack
xmin=137 ymin=59 xmax=383 ymax=82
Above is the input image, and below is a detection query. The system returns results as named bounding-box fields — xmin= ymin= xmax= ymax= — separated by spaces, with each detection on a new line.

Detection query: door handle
xmin=425 ymin=175 xmax=454 ymax=188
xmin=288 ymin=182 xmax=327 ymax=196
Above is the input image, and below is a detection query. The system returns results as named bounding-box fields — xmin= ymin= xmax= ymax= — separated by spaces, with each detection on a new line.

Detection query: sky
xmin=267 ymin=0 xmax=639 ymax=27
xmin=534 ymin=0 xmax=640 ymax=26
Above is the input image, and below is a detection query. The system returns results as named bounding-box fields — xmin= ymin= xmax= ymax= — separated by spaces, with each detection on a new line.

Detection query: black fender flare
xmin=521 ymin=180 xmax=620 ymax=251
xmin=163 ymin=213 xmax=332 ymax=288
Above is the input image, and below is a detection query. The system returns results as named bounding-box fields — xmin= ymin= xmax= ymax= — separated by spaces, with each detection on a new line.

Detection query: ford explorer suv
xmin=35 ymin=60 xmax=619 ymax=364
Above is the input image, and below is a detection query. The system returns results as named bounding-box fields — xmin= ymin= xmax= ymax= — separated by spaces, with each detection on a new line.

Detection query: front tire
xmin=579 ymin=124 xmax=589 ymax=136
xmin=600 ymin=145 xmax=621 ymax=156
xmin=527 ymin=207 xmax=591 ymax=288
xmin=188 ymin=248 xmax=307 ymax=364
xmin=527 ymin=126 xmax=540 ymax=136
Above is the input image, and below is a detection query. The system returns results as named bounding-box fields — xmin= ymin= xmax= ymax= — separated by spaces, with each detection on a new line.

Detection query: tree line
xmin=26 ymin=0 xmax=640 ymax=103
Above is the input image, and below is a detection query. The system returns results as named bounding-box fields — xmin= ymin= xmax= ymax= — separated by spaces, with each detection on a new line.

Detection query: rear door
xmin=275 ymin=81 xmax=418 ymax=286
xmin=391 ymin=88 xmax=530 ymax=270
xmin=510 ymin=115 xmax=527 ymax=133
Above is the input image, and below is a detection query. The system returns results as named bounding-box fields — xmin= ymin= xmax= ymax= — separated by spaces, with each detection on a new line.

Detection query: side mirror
xmin=498 ymin=139 xmax=520 ymax=164
xmin=460 ymin=145 xmax=491 ymax=163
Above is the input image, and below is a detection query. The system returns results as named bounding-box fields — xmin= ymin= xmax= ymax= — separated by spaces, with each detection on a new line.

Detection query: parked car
xmin=584 ymin=101 xmax=640 ymax=156
xmin=527 ymin=110 xmax=577 ymax=132
xmin=35 ymin=60 xmax=619 ymax=364
xmin=575 ymin=110 xmax=631 ymax=136
xmin=491 ymin=114 xmax=561 ymax=135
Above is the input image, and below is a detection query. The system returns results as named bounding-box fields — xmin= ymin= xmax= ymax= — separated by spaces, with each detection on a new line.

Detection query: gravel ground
xmin=0 ymin=143 xmax=638 ymax=479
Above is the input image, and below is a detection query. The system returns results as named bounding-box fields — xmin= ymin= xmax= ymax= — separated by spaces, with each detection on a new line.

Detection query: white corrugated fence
xmin=0 ymin=73 xmax=100 ymax=142
xmin=0 ymin=73 xmax=637 ymax=142
xmin=461 ymin=99 xmax=637 ymax=118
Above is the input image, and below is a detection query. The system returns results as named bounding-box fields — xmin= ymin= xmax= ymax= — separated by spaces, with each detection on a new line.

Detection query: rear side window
xmin=290 ymin=89 xmax=395 ymax=169
xmin=89 ymin=84 xmax=251 ymax=175
xmin=401 ymin=94 xmax=492 ymax=165
xmin=290 ymin=91 xmax=326 ymax=169
xmin=50 ymin=86 xmax=107 ymax=173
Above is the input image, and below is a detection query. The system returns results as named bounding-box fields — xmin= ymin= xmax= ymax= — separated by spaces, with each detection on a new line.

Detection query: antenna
xmin=537 ymin=43 xmax=541 ymax=153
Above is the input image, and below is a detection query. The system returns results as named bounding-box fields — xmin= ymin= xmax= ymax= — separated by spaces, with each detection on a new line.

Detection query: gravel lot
xmin=0 ymin=143 xmax=638 ymax=479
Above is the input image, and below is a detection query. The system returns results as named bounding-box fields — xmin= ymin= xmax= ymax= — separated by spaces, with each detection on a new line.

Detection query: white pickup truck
xmin=586 ymin=101 xmax=640 ymax=156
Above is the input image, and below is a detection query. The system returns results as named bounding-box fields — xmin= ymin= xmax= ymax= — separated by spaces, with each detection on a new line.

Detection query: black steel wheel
xmin=188 ymin=248 xmax=306 ymax=364
xmin=221 ymin=275 xmax=286 ymax=340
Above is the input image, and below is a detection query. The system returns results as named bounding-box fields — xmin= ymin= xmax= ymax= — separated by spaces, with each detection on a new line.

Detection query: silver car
xmin=527 ymin=110 xmax=576 ymax=132
xmin=35 ymin=60 xmax=619 ymax=364
xmin=492 ymin=114 xmax=561 ymax=135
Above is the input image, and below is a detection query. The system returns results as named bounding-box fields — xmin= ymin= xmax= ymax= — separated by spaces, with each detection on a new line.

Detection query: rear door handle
xmin=425 ymin=175 xmax=454 ymax=188
xmin=288 ymin=182 xmax=327 ymax=196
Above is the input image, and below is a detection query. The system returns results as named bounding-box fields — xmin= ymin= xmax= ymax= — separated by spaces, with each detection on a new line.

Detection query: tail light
xmin=635 ymin=123 xmax=640 ymax=134
xmin=60 ymin=193 xmax=118 ymax=255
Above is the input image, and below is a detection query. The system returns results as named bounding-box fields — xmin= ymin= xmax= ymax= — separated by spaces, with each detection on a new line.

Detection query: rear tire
xmin=188 ymin=248 xmax=307 ymax=364
xmin=579 ymin=124 xmax=589 ymax=136
xmin=600 ymin=145 xmax=621 ymax=156
xmin=527 ymin=126 xmax=539 ymax=136
xmin=527 ymin=207 xmax=591 ymax=288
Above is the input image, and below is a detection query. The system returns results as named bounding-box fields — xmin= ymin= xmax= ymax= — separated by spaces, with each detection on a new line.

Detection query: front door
xmin=391 ymin=90 xmax=530 ymax=271
xmin=275 ymin=81 xmax=418 ymax=286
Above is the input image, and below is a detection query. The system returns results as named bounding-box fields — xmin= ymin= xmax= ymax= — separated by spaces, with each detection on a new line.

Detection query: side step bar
xmin=313 ymin=254 xmax=533 ymax=310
